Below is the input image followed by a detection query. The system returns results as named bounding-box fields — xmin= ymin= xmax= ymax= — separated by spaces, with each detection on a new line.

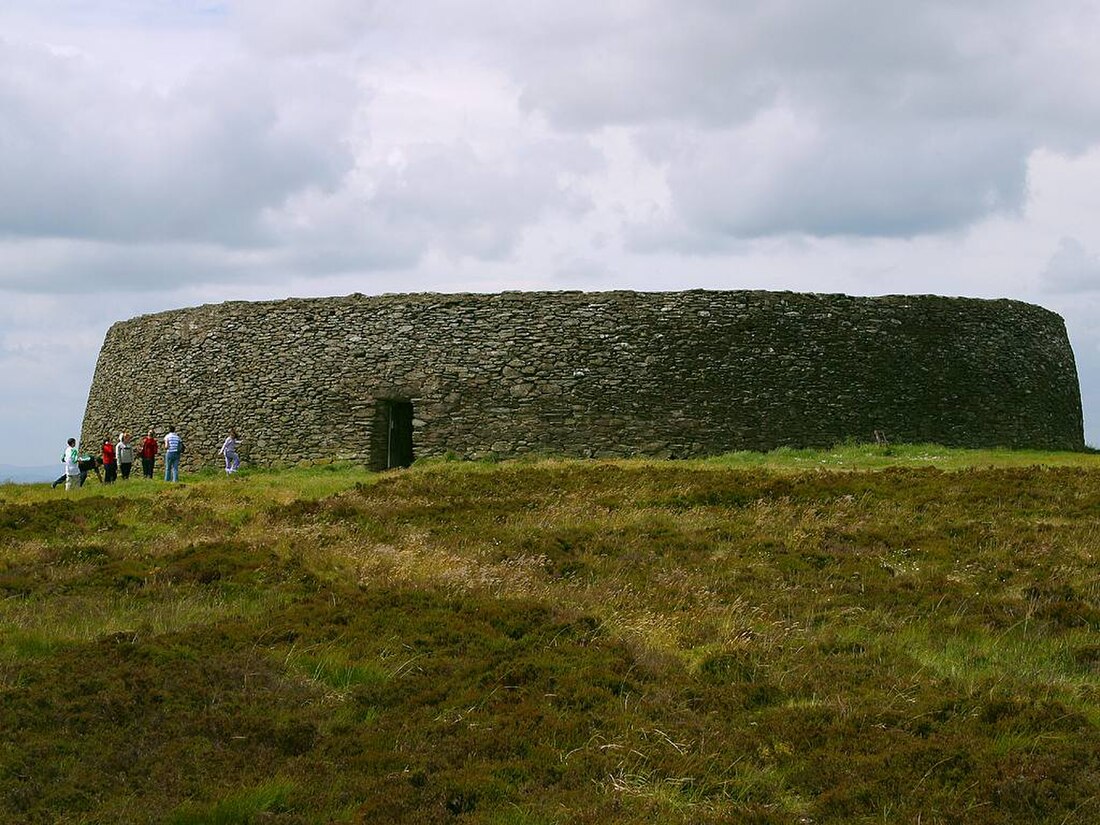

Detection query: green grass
xmin=167 ymin=778 xmax=296 ymax=824
xmin=700 ymin=441 xmax=1100 ymax=470
xmin=0 ymin=444 xmax=1097 ymax=823
xmin=283 ymin=646 xmax=392 ymax=694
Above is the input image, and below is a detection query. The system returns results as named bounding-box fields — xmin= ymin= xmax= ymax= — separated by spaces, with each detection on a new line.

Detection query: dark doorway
xmin=383 ymin=400 xmax=414 ymax=469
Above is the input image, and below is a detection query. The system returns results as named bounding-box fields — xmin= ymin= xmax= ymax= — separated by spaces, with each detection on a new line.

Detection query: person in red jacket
xmin=139 ymin=429 xmax=158 ymax=479
xmin=101 ymin=437 xmax=117 ymax=484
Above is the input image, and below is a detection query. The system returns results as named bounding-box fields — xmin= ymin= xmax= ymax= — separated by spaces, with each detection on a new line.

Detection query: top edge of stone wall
xmin=110 ymin=288 xmax=1066 ymax=328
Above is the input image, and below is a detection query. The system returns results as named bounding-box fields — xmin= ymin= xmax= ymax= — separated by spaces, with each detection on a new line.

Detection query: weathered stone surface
xmin=80 ymin=290 xmax=1086 ymax=470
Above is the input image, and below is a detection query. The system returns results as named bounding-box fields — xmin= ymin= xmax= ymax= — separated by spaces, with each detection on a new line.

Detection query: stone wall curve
xmin=80 ymin=290 xmax=1086 ymax=469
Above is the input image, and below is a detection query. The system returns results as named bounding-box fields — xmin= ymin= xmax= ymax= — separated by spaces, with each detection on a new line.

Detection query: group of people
xmin=54 ymin=427 xmax=241 ymax=490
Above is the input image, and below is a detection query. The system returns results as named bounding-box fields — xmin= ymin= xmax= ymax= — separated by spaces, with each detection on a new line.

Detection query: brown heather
xmin=0 ymin=445 xmax=1098 ymax=823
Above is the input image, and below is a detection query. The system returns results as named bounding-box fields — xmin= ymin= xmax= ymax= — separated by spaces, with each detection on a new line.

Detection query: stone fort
xmin=81 ymin=290 xmax=1085 ymax=469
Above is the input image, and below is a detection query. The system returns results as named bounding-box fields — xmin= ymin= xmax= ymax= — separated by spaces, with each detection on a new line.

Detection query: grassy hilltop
xmin=1 ymin=445 xmax=1098 ymax=824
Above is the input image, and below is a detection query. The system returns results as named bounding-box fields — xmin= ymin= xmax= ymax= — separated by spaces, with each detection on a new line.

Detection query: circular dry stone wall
xmin=80 ymin=290 xmax=1085 ymax=470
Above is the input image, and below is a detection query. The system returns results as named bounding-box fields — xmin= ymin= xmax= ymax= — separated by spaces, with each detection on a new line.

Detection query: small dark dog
xmin=52 ymin=456 xmax=104 ymax=488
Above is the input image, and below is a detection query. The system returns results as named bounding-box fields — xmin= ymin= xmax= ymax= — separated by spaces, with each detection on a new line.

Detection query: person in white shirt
xmin=163 ymin=426 xmax=182 ymax=482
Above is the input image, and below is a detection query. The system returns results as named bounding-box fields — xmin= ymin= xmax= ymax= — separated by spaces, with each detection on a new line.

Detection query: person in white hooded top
xmin=62 ymin=438 xmax=80 ymax=490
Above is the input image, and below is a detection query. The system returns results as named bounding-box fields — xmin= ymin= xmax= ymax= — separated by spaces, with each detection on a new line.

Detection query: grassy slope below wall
xmin=1 ymin=446 xmax=1098 ymax=824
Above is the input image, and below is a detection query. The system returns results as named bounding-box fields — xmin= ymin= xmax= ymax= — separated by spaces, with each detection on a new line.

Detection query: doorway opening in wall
xmin=381 ymin=399 xmax=414 ymax=469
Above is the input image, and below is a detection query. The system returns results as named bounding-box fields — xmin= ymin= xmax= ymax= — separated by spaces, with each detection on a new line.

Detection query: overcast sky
xmin=3 ymin=0 xmax=1100 ymax=467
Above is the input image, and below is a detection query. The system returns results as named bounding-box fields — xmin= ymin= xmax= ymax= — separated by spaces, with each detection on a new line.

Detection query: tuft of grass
xmin=167 ymin=778 xmax=296 ymax=824
xmin=283 ymin=646 xmax=391 ymax=694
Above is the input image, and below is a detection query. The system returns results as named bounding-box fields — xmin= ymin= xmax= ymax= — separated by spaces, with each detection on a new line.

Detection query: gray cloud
xmin=0 ymin=299 xmax=104 ymax=462
xmin=381 ymin=1 xmax=1100 ymax=240
xmin=632 ymin=115 xmax=1028 ymax=242
xmin=0 ymin=133 xmax=597 ymax=293
xmin=1041 ymin=237 xmax=1100 ymax=294
xmin=232 ymin=0 xmax=378 ymax=56
xmin=455 ymin=1 xmax=1100 ymax=138
xmin=256 ymin=137 xmax=599 ymax=276
xmin=7 ymin=1 xmax=1097 ymax=264
xmin=0 ymin=239 xmax=292 ymax=293
xmin=1047 ymin=294 xmax=1100 ymax=447
xmin=0 ymin=39 xmax=355 ymax=246
xmin=0 ymin=17 xmax=606 ymax=293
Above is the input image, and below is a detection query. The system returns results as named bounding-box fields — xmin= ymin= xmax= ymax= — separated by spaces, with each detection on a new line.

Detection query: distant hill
xmin=0 ymin=464 xmax=58 ymax=484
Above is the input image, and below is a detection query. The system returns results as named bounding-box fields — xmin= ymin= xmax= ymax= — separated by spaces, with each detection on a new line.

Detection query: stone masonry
xmin=81 ymin=290 xmax=1086 ymax=470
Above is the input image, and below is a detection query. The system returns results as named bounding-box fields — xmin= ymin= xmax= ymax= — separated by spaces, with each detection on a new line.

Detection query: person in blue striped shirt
xmin=163 ymin=426 xmax=182 ymax=482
